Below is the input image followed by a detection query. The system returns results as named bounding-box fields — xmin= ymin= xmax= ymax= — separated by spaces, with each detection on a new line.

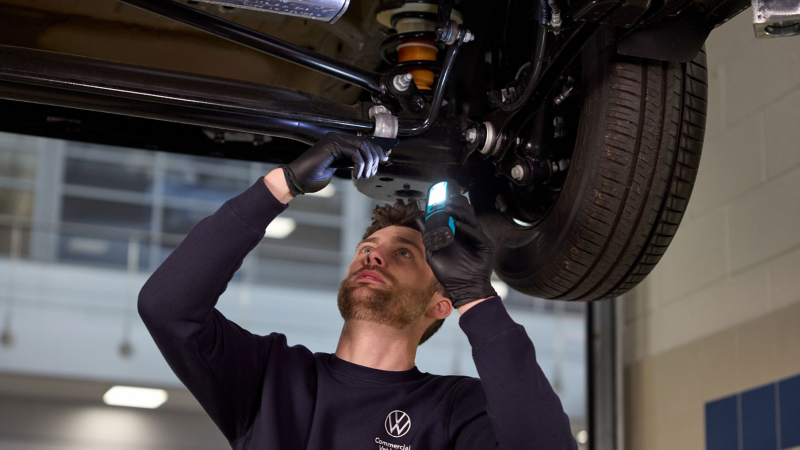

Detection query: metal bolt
xmin=550 ymin=13 xmax=562 ymax=29
xmin=410 ymin=96 xmax=425 ymax=112
xmin=465 ymin=128 xmax=477 ymax=143
xmin=463 ymin=30 xmax=474 ymax=43
xmin=392 ymin=73 xmax=413 ymax=92
xmin=511 ymin=164 xmax=525 ymax=181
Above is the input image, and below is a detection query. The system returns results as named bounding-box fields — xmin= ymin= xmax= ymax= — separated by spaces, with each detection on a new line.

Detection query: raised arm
xmin=457 ymin=298 xmax=577 ymax=449
xmin=137 ymin=174 xmax=291 ymax=442
xmin=420 ymin=195 xmax=576 ymax=449
xmin=138 ymin=133 xmax=388 ymax=442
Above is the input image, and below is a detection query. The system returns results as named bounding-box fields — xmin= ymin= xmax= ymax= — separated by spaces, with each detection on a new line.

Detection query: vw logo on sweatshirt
xmin=384 ymin=410 xmax=411 ymax=438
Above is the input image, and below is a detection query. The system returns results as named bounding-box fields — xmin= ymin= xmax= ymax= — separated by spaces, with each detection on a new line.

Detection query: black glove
xmin=280 ymin=132 xmax=388 ymax=196
xmin=416 ymin=194 xmax=498 ymax=308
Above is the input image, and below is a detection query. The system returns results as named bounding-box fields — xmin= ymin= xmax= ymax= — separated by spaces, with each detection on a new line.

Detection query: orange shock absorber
xmin=377 ymin=2 xmax=463 ymax=94
xmin=396 ymin=37 xmax=438 ymax=91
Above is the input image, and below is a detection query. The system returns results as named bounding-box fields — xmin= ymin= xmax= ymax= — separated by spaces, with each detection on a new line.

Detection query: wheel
xmin=473 ymin=27 xmax=708 ymax=301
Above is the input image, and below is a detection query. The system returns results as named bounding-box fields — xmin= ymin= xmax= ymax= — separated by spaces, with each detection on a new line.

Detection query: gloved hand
xmin=416 ymin=194 xmax=497 ymax=308
xmin=280 ymin=132 xmax=388 ymax=196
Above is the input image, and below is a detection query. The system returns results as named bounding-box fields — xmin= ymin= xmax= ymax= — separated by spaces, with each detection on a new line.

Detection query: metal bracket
xmin=369 ymin=105 xmax=399 ymax=139
xmin=752 ymin=0 xmax=800 ymax=38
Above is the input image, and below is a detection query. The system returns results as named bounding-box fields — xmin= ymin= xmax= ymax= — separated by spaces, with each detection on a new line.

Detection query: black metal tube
xmin=0 ymin=80 xmax=339 ymax=144
xmin=548 ymin=0 xmax=561 ymax=17
xmin=397 ymin=36 xmax=463 ymax=136
xmin=118 ymin=0 xmax=385 ymax=95
xmin=497 ymin=25 xmax=548 ymax=111
xmin=0 ymin=45 xmax=372 ymax=143
xmin=539 ymin=0 xmax=551 ymax=25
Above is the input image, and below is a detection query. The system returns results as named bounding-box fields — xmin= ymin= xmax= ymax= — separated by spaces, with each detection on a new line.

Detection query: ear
xmin=425 ymin=291 xmax=453 ymax=320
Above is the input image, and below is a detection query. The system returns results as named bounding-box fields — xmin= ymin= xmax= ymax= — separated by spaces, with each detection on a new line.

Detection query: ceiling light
xmin=264 ymin=217 xmax=296 ymax=239
xmin=307 ymin=184 xmax=336 ymax=198
xmin=67 ymin=237 xmax=109 ymax=256
xmin=491 ymin=280 xmax=509 ymax=299
xmin=103 ymin=386 xmax=168 ymax=409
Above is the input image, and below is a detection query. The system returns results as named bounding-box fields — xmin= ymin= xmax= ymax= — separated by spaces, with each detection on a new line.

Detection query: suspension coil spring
xmin=376 ymin=3 xmax=462 ymax=94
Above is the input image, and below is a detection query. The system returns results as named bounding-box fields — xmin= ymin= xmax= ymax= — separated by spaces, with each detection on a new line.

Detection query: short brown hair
xmin=364 ymin=199 xmax=445 ymax=345
xmin=362 ymin=199 xmax=423 ymax=240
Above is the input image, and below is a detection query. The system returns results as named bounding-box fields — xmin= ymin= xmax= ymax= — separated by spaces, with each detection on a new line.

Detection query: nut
xmin=465 ymin=128 xmax=477 ymax=143
xmin=410 ymin=96 xmax=425 ymax=112
xmin=463 ymin=30 xmax=474 ymax=43
xmin=511 ymin=164 xmax=525 ymax=181
xmin=392 ymin=73 xmax=413 ymax=92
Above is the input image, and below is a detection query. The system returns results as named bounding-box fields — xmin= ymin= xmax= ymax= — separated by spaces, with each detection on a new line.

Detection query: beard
xmin=337 ymin=266 xmax=438 ymax=329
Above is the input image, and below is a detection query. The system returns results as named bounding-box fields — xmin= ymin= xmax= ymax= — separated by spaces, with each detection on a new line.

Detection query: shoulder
xmin=263 ymin=332 xmax=317 ymax=365
xmin=416 ymin=375 xmax=487 ymax=412
xmin=447 ymin=377 xmax=488 ymax=417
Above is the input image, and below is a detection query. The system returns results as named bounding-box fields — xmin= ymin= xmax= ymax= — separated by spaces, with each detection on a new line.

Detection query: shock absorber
xmin=376 ymin=2 xmax=463 ymax=94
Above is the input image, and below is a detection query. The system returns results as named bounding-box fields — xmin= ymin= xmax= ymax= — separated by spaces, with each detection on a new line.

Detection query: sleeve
xmin=137 ymin=178 xmax=291 ymax=443
xmin=454 ymin=297 xmax=578 ymax=450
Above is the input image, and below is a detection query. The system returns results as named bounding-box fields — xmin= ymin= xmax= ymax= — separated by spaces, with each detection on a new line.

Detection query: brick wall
xmin=622 ymin=9 xmax=800 ymax=450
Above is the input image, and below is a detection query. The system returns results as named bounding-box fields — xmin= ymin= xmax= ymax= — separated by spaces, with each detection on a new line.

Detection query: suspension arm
xmin=117 ymin=0 xmax=386 ymax=95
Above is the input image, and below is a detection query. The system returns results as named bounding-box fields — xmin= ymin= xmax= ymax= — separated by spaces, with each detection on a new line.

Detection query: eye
xmin=398 ymin=249 xmax=412 ymax=258
xmin=360 ymin=246 xmax=372 ymax=254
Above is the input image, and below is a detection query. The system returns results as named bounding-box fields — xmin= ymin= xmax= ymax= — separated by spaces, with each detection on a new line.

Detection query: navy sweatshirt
xmin=138 ymin=179 xmax=577 ymax=450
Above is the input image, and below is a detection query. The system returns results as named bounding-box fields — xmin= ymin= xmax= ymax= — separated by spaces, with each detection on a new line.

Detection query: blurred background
xmin=0 ymin=131 xmax=588 ymax=449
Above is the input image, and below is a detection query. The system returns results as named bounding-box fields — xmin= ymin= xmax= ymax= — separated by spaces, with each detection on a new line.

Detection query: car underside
xmin=2 ymin=0 xmax=794 ymax=301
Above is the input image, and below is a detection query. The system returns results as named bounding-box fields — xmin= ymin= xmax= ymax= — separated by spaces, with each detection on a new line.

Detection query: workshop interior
xmin=0 ymin=0 xmax=799 ymax=448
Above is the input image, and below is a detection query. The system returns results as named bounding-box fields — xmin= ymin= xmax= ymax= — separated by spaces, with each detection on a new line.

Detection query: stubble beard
xmin=337 ymin=267 xmax=436 ymax=329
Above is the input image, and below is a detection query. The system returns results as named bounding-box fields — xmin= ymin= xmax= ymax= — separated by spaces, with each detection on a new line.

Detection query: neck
xmin=334 ymin=320 xmax=419 ymax=371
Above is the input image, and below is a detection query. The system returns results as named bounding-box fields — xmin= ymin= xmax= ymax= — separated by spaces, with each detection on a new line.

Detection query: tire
xmin=475 ymin=28 xmax=708 ymax=301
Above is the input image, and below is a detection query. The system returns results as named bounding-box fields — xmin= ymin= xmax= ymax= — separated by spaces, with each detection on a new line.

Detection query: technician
xmin=138 ymin=133 xmax=577 ymax=450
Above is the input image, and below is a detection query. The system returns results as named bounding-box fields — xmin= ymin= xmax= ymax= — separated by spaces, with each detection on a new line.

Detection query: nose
xmin=366 ymin=247 xmax=384 ymax=267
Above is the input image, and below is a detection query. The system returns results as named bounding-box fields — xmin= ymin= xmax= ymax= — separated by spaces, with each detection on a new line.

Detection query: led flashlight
xmin=422 ymin=181 xmax=457 ymax=251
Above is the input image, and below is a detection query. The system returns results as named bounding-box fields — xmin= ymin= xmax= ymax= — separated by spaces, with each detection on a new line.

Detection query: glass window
xmin=0 ymin=188 xmax=33 ymax=217
xmin=290 ymin=193 xmax=343 ymax=216
xmin=0 ymin=187 xmax=33 ymax=258
xmin=260 ymin=223 xmax=341 ymax=254
xmin=57 ymin=234 xmax=152 ymax=270
xmin=162 ymin=207 xmax=211 ymax=236
xmin=0 ymin=132 xmax=38 ymax=179
xmin=64 ymin=158 xmax=153 ymax=192
xmin=0 ymin=148 xmax=36 ymax=179
xmin=164 ymin=169 xmax=251 ymax=202
xmin=61 ymin=196 xmax=152 ymax=230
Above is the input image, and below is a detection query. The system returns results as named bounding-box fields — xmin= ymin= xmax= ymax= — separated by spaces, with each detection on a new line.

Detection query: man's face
xmin=338 ymin=225 xmax=441 ymax=329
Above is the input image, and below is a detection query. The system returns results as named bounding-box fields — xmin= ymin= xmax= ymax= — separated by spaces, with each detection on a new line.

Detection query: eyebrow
xmin=359 ymin=236 xmax=425 ymax=256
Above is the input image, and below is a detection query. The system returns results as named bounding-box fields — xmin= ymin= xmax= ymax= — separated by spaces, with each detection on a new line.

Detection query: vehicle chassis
xmin=0 ymin=0 xmax=750 ymax=200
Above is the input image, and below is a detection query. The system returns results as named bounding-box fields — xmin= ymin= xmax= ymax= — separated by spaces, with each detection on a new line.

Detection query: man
xmin=138 ymin=133 xmax=577 ymax=450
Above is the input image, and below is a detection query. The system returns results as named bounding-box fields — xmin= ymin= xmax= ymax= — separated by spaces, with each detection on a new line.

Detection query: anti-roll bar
xmin=117 ymin=0 xmax=385 ymax=95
